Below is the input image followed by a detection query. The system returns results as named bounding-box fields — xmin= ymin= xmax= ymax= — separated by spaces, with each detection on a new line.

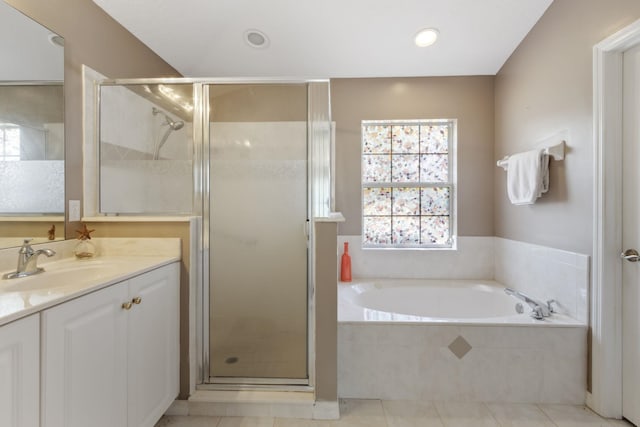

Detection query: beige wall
xmin=6 ymin=0 xmax=181 ymax=238
xmin=494 ymin=0 xmax=640 ymax=255
xmin=331 ymin=76 xmax=495 ymax=236
xmin=314 ymin=222 xmax=338 ymax=402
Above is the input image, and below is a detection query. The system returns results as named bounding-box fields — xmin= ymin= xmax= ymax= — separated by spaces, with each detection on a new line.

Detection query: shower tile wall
xmin=99 ymin=85 xmax=193 ymax=214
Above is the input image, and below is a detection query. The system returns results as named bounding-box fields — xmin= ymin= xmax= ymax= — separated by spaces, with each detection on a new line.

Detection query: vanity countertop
xmin=0 ymin=254 xmax=180 ymax=326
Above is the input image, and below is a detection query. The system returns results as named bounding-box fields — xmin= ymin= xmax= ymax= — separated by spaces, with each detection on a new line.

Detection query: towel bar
xmin=497 ymin=140 xmax=565 ymax=170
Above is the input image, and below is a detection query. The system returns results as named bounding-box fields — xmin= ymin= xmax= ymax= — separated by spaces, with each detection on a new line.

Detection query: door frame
xmin=198 ymin=80 xmax=326 ymax=388
xmin=591 ymin=18 xmax=640 ymax=418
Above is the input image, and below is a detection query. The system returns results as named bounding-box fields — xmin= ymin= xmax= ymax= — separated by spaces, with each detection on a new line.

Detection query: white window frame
xmin=361 ymin=119 xmax=457 ymax=249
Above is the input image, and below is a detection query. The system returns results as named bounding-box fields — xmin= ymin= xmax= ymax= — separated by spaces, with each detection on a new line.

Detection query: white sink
xmin=0 ymin=257 xmax=155 ymax=294
xmin=1 ymin=265 xmax=109 ymax=292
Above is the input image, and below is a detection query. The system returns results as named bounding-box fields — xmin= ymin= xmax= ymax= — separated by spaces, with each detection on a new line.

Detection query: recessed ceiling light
xmin=48 ymin=33 xmax=64 ymax=47
xmin=244 ymin=29 xmax=270 ymax=49
xmin=414 ymin=28 xmax=439 ymax=47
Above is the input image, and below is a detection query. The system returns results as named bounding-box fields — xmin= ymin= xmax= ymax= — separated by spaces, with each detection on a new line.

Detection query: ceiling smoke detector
xmin=244 ymin=29 xmax=269 ymax=49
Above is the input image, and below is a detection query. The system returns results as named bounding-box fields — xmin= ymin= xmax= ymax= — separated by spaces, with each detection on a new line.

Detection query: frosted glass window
xmin=420 ymin=154 xmax=448 ymax=182
xmin=364 ymin=216 xmax=392 ymax=245
xmin=363 ymin=187 xmax=391 ymax=215
xmin=361 ymin=120 xmax=456 ymax=248
xmin=392 ymin=187 xmax=420 ymax=215
xmin=391 ymin=154 xmax=420 ymax=182
xmin=363 ymin=125 xmax=391 ymax=153
xmin=392 ymin=216 xmax=421 ymax=245
xmin=0 ymin=124 xmax=20 ymax=161
xmin=362 ymin=154 xmax=391 ymax=182
xmin=421 ymin=187 xmax=450 ymax=216
xmin=392 ymin=125 xmax=419 ymax=153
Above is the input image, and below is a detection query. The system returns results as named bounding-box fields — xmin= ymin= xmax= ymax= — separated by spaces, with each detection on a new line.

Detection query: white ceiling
xmin=92 ymin=0 xmax=553 ymax=79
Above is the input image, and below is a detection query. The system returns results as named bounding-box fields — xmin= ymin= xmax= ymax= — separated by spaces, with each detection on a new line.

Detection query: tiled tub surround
xmin=339 ymin=236 xmax=495 ymax=280
xmin=493 ymin=237 xmax=589 ymax=324
xmin=338 ymin=235 xmax=589 ymax=322
xmin=338 ymin=313 xmax=587 ymax=404
xmin=337 ymin=236 xmax=589 ymax=404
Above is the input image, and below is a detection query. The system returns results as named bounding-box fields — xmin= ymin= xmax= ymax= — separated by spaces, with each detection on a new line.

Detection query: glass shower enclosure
xmin=96 ymin=79 xmax=331 ymax=388
xmin=207 ymin=84 xmax=309 ymax=383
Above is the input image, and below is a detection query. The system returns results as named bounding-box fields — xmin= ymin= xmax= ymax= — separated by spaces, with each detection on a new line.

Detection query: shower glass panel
xmin=98 ymin=83 xmax=194 ymax=214
xmin=208 ymin=84 xmax=308 ymax=382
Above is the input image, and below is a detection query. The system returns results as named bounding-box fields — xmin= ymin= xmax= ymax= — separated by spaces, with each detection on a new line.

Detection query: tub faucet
xmin=504 ymin=287 xmax=553 ymax=320
xmin=3 ymin=239 xmax=56 ymax=279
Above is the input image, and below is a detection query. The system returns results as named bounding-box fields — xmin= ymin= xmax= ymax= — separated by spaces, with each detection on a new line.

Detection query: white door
xmin=622 ymin=43 xmax=640 ymax=426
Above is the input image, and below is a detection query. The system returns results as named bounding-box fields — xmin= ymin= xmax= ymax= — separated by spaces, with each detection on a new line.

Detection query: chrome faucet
xmin=3 ymin=239 xmax=56 ymax=279
xmin=504 ymin=287 xmax=555 ymax=320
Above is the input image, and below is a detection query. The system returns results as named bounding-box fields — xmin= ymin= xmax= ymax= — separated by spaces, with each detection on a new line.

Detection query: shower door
xmin=207 ymin=84 xmax=309 ymax=383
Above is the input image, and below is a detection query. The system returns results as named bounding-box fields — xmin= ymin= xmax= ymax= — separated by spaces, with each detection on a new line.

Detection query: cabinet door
xmin=0 ymin=314 xmax=39 ymax=427
xmin=42 ymin=282 xmax=129 ymax=427
xmin=127 ymin=263 xmax=180 ymax=427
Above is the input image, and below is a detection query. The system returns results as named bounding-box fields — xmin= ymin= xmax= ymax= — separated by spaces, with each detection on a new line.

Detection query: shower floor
xmin=210 ymin=318 xmax=307 ymax=380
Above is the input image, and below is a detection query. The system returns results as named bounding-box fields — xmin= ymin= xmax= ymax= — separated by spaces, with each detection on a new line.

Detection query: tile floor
xmin=154 ymin=399 xmax=636 ymax=427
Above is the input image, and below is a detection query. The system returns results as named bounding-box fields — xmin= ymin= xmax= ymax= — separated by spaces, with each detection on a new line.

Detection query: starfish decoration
xmin=76 ymin=223 xmax=95 ymax=240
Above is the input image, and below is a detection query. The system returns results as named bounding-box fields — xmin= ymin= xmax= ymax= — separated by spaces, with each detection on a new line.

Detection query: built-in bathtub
xmin=338 ymin=279 xmax=587 ymax=404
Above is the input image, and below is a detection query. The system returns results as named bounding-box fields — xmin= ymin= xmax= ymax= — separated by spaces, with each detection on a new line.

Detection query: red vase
xmin=340 ymin=242 xmax=352 ymax=282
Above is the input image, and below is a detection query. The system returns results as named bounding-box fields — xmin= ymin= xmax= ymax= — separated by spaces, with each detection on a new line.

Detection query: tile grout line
xmin=482 ymin=402 xmax=505 ymax=427
xmin=431 ymin=401 xmax=447 ymax=427
xmin=535 ymin=403 xmax=561 ymax=427
xmin=377 ymin=399 xmax=391 ymax=427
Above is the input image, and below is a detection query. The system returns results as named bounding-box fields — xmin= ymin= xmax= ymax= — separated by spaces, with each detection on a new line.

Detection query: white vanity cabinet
xmin=0 ymin=314 xmax=39 ymax=427
xmin=41 ymin=262 xmax=180 ymax=427
xmin=127 ymin=263 xmax=180 ymax=427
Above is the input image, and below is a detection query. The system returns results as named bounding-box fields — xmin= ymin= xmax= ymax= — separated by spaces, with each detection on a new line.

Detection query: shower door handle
xmin=621 ymin=248 xmax=640 ymax=262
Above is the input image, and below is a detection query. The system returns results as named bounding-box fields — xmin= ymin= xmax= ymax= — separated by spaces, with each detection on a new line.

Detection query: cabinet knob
xmin=132 ymin=296 xmax=142 ymax=305
xmin=121 ymin=301 xmax=133 ymax=310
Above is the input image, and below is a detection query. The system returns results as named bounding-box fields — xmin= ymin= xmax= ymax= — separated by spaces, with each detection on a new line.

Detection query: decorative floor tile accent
xmin=448 ymin=335 xmax=472 ymax=359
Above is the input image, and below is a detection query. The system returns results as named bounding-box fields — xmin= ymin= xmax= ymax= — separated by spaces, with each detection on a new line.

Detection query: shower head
xmin=170 ymin=120 xmax=184 ymax=131
xmin=152 ymin=107 xmax=184 ymax=159
xmin=152 ymin=107 xmax=184 ymax=130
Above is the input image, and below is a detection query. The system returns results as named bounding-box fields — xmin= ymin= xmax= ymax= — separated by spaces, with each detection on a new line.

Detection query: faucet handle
xmin=19 ymin=239 xmax=34 ymax=253
xmin=530 ymin=306 xmax=545 ymax=320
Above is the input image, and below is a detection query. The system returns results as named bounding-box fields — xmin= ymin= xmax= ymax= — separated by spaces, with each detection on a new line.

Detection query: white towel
xmin=506 ymin=149 xmax=549 ymax=205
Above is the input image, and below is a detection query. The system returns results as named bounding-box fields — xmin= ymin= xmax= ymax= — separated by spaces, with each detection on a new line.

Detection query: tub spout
xmin=504 ymin=287 xmax=552 ymax=320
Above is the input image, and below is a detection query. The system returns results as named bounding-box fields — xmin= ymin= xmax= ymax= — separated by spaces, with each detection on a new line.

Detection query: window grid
xmin=362 ymin=120 xmax=454 ymax=248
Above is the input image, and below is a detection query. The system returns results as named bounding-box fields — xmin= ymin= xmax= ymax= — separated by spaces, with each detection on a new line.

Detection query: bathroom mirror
xmin=0 ymin=1 xmax=65 ymax=248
